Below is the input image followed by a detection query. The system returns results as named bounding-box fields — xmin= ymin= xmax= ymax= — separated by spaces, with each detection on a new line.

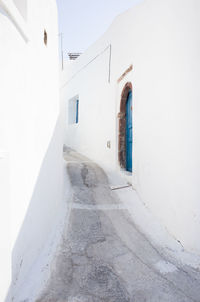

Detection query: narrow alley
xmin=37 ymin=149 xmax=200 ymax=302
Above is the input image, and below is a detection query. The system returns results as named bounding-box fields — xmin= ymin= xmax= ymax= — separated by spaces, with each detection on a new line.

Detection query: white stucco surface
xmin=61 ymin=0 xmax=200 ymax=255
xmin=0 ymin=151 xmax=11 ymax=300
xmin=0 ymin=1 xmax=64 ymax=300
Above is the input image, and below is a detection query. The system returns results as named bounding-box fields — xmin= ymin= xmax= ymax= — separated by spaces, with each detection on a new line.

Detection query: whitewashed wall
xmin=61 ymin=0 xmax=200 ymax=255
xmin=0 ymin=0 xmax=64 ymax=300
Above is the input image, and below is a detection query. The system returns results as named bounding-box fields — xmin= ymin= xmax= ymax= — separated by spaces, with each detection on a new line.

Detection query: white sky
xmin=56 ymin=0 xmax=141 ymax=56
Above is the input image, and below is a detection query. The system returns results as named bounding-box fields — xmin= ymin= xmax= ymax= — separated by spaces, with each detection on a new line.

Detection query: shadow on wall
xmin=8 ymin=116 xmax=66 ymax=300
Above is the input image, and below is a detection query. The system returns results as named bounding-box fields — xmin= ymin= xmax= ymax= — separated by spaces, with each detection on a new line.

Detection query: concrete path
xmin=37 ymin=149 xmax=200 ymax=302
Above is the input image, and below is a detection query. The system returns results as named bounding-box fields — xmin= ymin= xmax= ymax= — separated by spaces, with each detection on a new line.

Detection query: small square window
xmin=68 ymin=96 xmax=79 ymax=124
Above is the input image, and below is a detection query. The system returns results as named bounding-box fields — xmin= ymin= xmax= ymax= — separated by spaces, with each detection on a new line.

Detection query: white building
xmin=1 ymin=0 xmax=200 ymax=300
xmin=61 ymin=0 xmax=200 ymax=256
xmin=0 ymin=0 xmax=65 ymax=300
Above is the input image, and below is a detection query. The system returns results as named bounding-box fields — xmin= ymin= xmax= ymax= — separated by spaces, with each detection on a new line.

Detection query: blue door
xmin=126 ymin=91 xmax=132 ymax=172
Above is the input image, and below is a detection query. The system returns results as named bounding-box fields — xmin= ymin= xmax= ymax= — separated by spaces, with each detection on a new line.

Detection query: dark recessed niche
xmin=44 ymin=30 xmax=47 ymax=46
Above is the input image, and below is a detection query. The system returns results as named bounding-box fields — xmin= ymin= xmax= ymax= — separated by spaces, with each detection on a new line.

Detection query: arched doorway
xmin=118 ymin=82 xmax=133 ymax=172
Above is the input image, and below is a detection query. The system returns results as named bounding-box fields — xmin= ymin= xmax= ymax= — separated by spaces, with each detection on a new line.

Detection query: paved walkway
xmin=37 ymin=149 xmax=200 ymax=302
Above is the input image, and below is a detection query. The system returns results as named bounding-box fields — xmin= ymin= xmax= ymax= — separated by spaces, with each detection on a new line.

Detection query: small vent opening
xmin=44 ymin=30 xmax=47 ymax=46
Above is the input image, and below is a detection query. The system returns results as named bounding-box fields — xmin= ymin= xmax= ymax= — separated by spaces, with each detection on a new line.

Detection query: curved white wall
xmin=61 ymin=0 xmax=200 ymax=255
xmin=0 ymin=0 xmax=64 ymax=300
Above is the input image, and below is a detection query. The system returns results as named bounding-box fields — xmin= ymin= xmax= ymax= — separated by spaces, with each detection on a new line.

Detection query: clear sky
xmin=56 ymin=0 xmax=141 ymax=57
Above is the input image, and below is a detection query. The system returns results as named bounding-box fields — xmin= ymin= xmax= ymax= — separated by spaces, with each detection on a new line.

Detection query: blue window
xmin=68 ymin=95 xmax=79 ymax=125
xmin=76 ymin=99 xmax=79 ymax=123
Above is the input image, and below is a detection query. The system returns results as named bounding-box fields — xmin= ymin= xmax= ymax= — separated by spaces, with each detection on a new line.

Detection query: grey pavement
xmin=36 ymin=148 xmax=200 ymax=302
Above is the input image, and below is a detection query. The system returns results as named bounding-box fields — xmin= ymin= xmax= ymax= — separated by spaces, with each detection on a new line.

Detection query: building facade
xmin=0 ymin=0 xmax=64 ymax=300
xmin=61 ymin=0 xmax=200 ymax=255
